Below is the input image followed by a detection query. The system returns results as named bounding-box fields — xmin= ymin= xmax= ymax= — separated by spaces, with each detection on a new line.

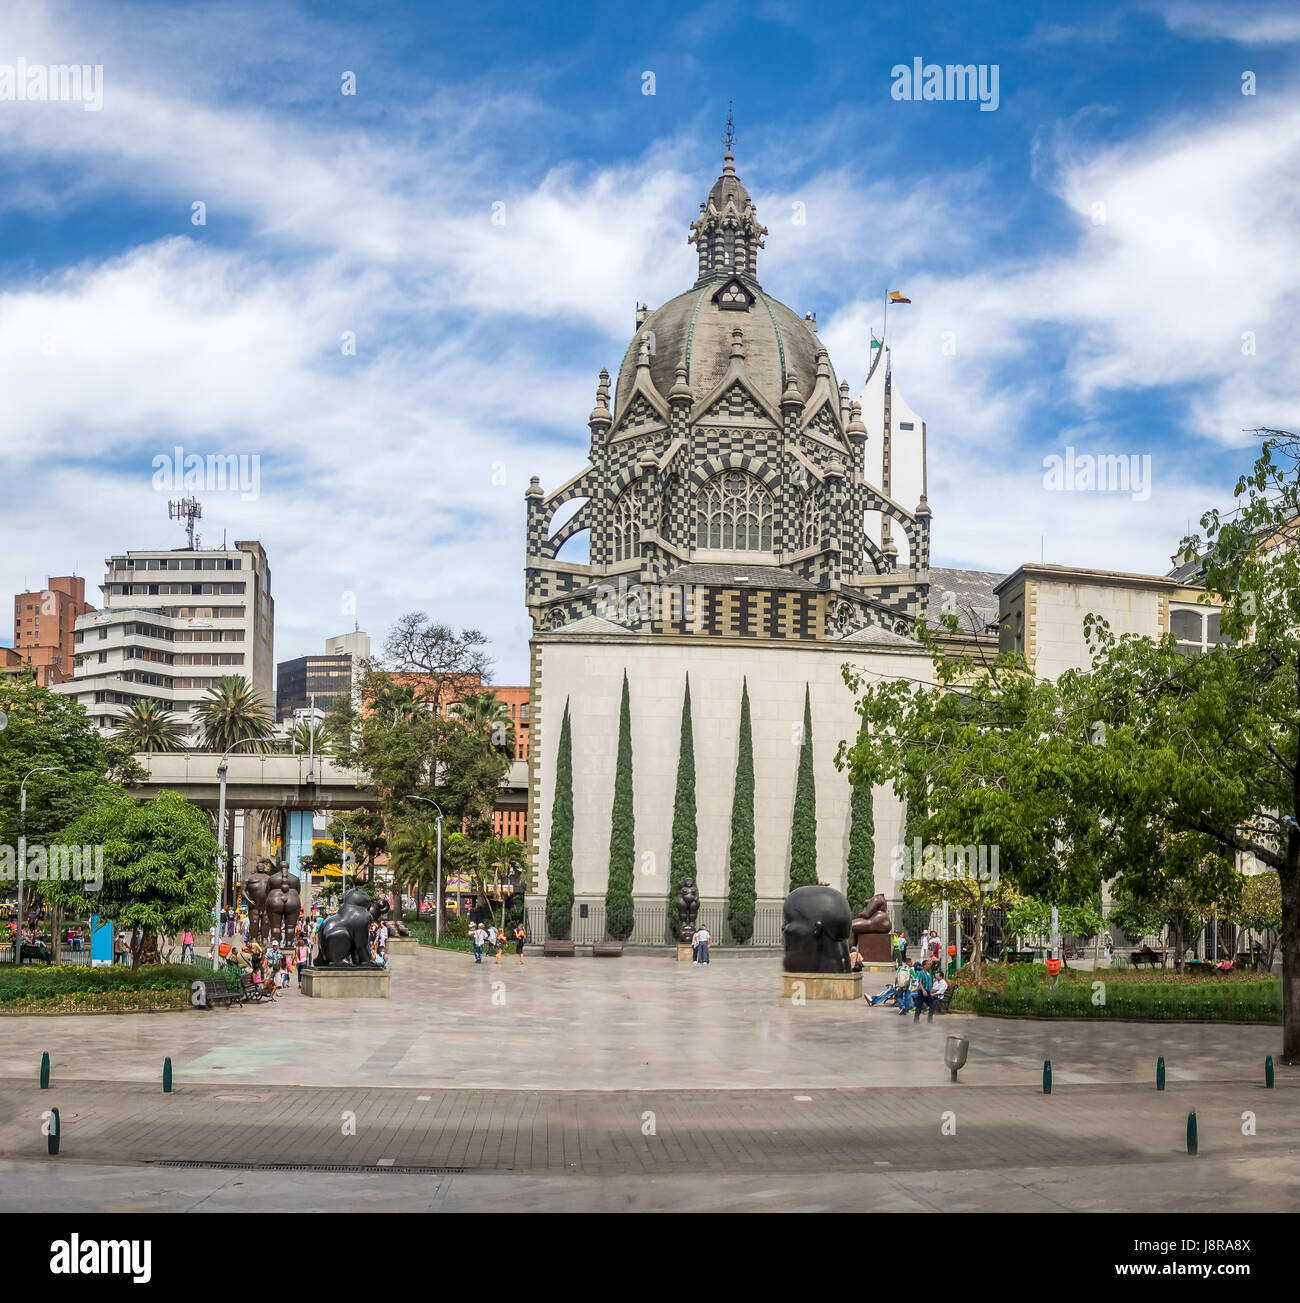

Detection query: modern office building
xmin=276 ymin=630 xmax=371 ymax=721
xmin=10 ymin=575 xmax=96 ymax=686
xmin=57 ymin=540 xmax=275 ymax=739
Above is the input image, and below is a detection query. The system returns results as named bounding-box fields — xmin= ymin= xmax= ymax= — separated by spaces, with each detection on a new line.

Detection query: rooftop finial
xmin=722 ymin=100 xmax=736 ymax=171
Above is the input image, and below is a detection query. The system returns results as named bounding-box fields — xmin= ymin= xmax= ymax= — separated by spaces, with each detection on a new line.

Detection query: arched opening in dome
xmin=547 ymin=497 xmax=590 ymax=563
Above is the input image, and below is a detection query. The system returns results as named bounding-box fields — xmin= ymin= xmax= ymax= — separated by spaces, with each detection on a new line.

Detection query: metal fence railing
xmin=534 ymin=898 xmax=785 ymax=947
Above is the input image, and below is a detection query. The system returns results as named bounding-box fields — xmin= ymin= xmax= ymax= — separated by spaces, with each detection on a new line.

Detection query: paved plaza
xmin=0 ymin=949 xmax=1283 ymax=1090
xmin=1 ymin=947 xmax=1296 ymax=1211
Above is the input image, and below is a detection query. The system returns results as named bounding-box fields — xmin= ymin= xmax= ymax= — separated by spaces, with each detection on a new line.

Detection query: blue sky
xmin=2 ymin=0 xmax=1299 ymax=682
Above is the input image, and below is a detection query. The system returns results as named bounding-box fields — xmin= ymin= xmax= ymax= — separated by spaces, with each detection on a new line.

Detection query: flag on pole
xmin=888 ymin=290 xmax=911 ymax=304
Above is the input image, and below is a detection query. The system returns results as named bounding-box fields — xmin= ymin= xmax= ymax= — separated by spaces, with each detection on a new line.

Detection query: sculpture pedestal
xmin=384 ymin=937 xmax=420 ymax=955
xmin=855 ymin=931 xmax=893 ymax=962
xmin=677 ymin=943 xmax=696 ymax=963
xmin=302 ymin=968 xmax=390 ymax=999
xmin=782 ymin=971 xmax=863 ymax=1001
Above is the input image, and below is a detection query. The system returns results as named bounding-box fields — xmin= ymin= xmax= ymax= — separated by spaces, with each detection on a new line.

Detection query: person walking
xmin=494 ymin=925 xmax=507 ymax=965
xmin=113 ymin=930 xmax=130 ymax=967
xmin=514 ymin=922 xmax=526 ymax=966
xmin=180 ymin=928 xmax=194 ymax=963
xmin=296 ymin=936 xmax=310 ymax=987
xmin=696 ymin=924 xmax=711 ymax=965
xmin=472 ymin=923 xmax=487 ymax=963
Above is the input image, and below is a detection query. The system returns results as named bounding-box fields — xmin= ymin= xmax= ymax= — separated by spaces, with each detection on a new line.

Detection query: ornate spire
xmin=688 ymin=129 xmax=768 ymax=288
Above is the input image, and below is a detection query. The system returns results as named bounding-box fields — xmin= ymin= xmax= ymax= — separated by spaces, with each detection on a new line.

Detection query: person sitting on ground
xmin=374 ymin=946 xmax=387 ymax=969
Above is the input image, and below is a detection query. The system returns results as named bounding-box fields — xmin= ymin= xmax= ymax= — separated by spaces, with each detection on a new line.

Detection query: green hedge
xmin=950 ymin=968 xmax=1280 ymax=1022
xmin=0 ymin=963 xmax=214 ymax=1003
xmin=406 ymin=920 xmax=476 ymax=953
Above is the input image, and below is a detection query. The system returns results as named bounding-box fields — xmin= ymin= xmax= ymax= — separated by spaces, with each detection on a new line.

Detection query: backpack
xmin=895 ymin=966 xmax=911 ymax=991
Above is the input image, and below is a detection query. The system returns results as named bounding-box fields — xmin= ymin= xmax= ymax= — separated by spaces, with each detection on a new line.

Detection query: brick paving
xmin=1 ymin=1077 xmax=1296 ymax=1176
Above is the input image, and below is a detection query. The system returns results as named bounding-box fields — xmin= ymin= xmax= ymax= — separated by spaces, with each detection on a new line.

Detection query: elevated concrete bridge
xmin=127 ymin=753 xmax=381 ymax=810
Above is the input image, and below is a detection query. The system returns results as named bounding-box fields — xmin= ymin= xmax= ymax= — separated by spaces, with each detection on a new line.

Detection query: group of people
xmin=471 ymin=920 xmax=527 ymax=965
xmin=221 ymin=924 xmax=315 ymax=996
xmin=690 ymin=924 xmax=712 ymax=964
xmin=864 ymin=956 xmax=950 ymax=1021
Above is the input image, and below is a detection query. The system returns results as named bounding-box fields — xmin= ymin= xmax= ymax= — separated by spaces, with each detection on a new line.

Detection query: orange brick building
xmin=11 ymin=576 xmax=95 ymax=686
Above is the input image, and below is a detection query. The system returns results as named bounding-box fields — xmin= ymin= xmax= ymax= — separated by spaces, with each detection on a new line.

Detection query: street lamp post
xmin=16 ymin=767 xmax=63 ymax=965
xmin=406 ymin=796 xmax=444 ymax=945
xmin=215 ymin=738 xmax=273 ymax=970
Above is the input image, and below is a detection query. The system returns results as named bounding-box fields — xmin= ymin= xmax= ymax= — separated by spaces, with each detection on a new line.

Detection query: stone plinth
xmin=855 ymin=931 xmax=892 ymax=962
xmin=781 ymin=971 xmax=863 ymax=1001
xmin=677 ymin=943 xmax=695 ymax=963
xmin=384 ymin=937 xmax=420 ymax=955
xmin=302 ymin=967 xmax=390 ymax=999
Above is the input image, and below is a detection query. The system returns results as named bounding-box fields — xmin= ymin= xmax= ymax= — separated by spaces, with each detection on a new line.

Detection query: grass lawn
xmin=948 ymin=962 xmax=1280 ymax=1022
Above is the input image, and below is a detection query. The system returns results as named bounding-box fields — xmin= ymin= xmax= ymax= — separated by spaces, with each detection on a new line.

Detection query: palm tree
xmin=450 ymin=690 xmax=514 ymax=757
xmin=195 ymin=675 xmax=273 ymax=752
xmin=389 ymin=818 xmax=442 ymax=914
xmin=114 ymin=697 xmax=189 ymax=752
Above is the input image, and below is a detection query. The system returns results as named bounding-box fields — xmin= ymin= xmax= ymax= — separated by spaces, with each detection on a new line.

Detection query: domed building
xmin=524 ymin=148 xmax=936 ymax=946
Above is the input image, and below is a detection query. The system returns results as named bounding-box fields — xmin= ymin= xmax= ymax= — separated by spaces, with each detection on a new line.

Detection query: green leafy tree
xmin=326 ymin=641 xmax=510 ymax=928
xmin=667 ymin=674 xmax=697 ymax=940
xmin=114 ymin=698 xmax=188 ymax=753
xmin=450 ymin=690 xmax=515 ymax=758
xmin=0 ymin=677 xmax=143 ymax=852
xmin=388 ymin=817 xmax=442 ymax=910
xmin=843 ymin=626 xmax=1107 ymax=989
xmin=727 ymin=677 xmax=757 ymax=943
xmin=1005 ymin=897 xmax=1103 ymax=955
xmin=34 ymin=789 xmax=220 ymax=969
xmin=545 ymin=699 xmax=575 ymax=941
xmin=1070 ymin=429 xmax=1300 ymax=1053
xmin=845 ymin=764 xmax=876 ymax=916
xmin=604 ymin=671 xmax=636 ymax=942
xmin=788 ymin=684 xmax=818 ymax=889
xmin=1235 ymin=870 xmax=1283 ymax=967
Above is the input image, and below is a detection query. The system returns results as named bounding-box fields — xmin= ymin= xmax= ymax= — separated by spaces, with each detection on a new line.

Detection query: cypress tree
xmin=544 ymin=698 xmax=575 ymax=941
xmin=845 ymin=776 xmax=876 ymax=915
xmin=604 ymin=670 xmax=636 ymax=941
xmin=788 ymin=683 xmax=818 ymax=889
xmin=726 ymin=677 xmax=757 ymax=943
xmin=667 ymin=674 xmax=697 ymax=941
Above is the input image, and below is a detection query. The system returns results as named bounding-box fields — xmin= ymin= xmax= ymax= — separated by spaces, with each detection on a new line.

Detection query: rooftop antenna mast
xmin=168 ymin=496 xmax=202 ymax=549
xmin=722 ymin=100 xmax=737 ymax=153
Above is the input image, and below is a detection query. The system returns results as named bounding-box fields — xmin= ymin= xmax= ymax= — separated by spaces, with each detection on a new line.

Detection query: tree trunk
xmin=1282 ymin=866 xmax=1300 ymax=1062
xmin=973 ymin=893 xmax=985 ymax=992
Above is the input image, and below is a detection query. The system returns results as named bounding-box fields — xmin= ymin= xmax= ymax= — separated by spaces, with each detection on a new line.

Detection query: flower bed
xmin=948 ymin=963 xmax=1280 ymax=1022
xmin=0 ymin=963 xmax=212 ymax=1013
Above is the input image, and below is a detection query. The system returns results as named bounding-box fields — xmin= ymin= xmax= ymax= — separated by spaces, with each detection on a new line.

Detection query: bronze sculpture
xmin=242 ymin=869 xmax=272 ymax=946
xmin=264 ymin=865 xmax=302 ymax=946
xmin=674 ymin=879 xmax=701 ymax=942
xmin=849 ymin=893 xmax=894 ymax=962
xmin=781 ymin=885 xmax=852 ymax=973
xmin=315 ymin=889 xmax=388 ymax=968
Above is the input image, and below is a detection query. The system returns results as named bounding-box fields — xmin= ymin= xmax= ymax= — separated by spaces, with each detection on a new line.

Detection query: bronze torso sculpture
xmin=850 ymin=893 xmax=894 ymax=962
xmin=242 ymin=871 xmax=272 ymax=946
xmin=264 ymin=867 xmax=302 ymax=947
xmin=675 ymin=879 xmax=701 ymax=942
xmin=782 ymin=885 xmax=852 ymax=973
xmin=316 ymin=889 xmax=388 ymax=968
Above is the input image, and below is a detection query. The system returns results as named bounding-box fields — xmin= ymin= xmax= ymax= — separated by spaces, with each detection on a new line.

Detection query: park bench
xmin=931 ymin=985 xmax=955 ymax=1014
xmin=198 ymin=977 xmax=243 ymax=1009
xmin=542 ymin=939 xmax=575 ymax=957
xmin=19 ymin=943 xmax=53 ymax=965
xmin=592 ymin=940 xmax=624 ymax=957
xmin=1130 ymin=950 xmax=1165 ymax=968
xmin=239 ymin=972 xmax=273 ymax=1003
xmin=1063 ymin=944 xmax=1086 ymax=960
xmin=1005 ymin=950 xmax=1036 ymax=964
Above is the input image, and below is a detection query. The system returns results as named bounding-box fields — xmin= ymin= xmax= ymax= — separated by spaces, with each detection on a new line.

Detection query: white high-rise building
xmin=58 ymin=540 xmax=275 ymax=740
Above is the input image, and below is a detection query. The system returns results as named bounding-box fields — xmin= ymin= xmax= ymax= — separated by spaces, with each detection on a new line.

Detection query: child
xmin=277 ymin=954 xmax=291 ymax=989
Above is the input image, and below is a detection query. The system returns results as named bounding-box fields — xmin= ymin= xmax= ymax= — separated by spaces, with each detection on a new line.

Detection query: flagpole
xmin=882 ymin=288 xmax=889 ymax=350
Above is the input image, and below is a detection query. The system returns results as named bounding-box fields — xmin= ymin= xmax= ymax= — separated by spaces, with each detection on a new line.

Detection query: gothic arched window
xmin=799 ymin=488 xmax=819 ymax=551
xmin=612 ymin=484 xmax=640 ymax=563
xmin=697 ymin=471 xmax=774 ymax=551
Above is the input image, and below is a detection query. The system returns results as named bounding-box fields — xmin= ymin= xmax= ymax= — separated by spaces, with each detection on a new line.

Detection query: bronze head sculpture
xmin=782 ymin=885 xmax=852 ymax=973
